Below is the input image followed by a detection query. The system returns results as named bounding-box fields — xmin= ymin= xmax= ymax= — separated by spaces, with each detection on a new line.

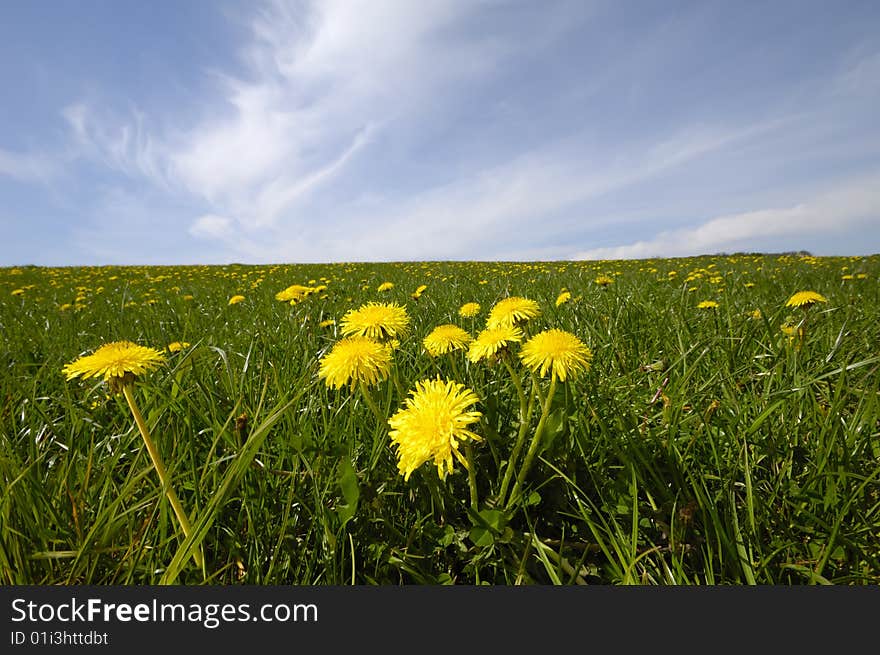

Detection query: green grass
xmin=1 ymin=254 xmax=878 ymax=585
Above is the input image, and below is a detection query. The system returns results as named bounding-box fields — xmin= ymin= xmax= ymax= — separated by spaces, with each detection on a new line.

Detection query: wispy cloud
xmin=572 ymin=172 xmax=880 ymax=260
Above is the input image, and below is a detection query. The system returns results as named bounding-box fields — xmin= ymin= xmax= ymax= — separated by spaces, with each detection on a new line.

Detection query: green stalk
xmin=358 ymin=380 xmax=386 ymax=426
xmin=122 ymin=383 xmax=204 ymax=569
xmin=464 ymin=443 xmax=479 ymax=511
xmin=498 ymin=376 xmax=537 ymax=505
xmin=506 ymin=376 xmax=557 ymax=509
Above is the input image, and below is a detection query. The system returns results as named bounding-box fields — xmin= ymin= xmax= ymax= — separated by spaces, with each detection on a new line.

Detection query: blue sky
xmin=1 ymin=0 xmax=879 ymax=265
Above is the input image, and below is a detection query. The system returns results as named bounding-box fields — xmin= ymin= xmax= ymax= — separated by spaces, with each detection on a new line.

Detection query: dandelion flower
xmin=340 ymin=301 xmax=410 ymax=341
xmin=749 ymin=309 xmax=762 ymax=320
xmin=555 ymin=290 xmax=571 ymax=307
xmin=377 ymin=281 xmax=395 ymax=292
xmin=318 ymin=336 xmax=393 ymax=390
xmin=468 ymin=326 xmax=523 ymax=363
xmin=11 ymin=288 xmax=25 ymax=296
xmin=519 ymin=329 xmax=592 ymax=382
xmin=785 ymin=291 xmax=828 ymax=308
xmin=275 ymin=284 xmax=314 ymax=303
xmin=319 ymin=319 xmax=336 ymax=328
xmin=486 ymin=296 xmax=541 ymax=329
xmin=388 ymin=378 xmax=482 ymax=481
xmin=228 ymin=295 xmax=245 ymax=305
xmin=459 ymin=302 xmax=481 ymax=318
xmin=63 ymin=341 xmax=165 ymax=391
xmin=411 ymin=284 xmax=428 ymax=300
xmin=595 ymin=275 xmax=614 ymax=287
xmin=697 ymin=300 xmax=719 ymax=310
xmin=166 ymin=341 xmax=190 ymax=353
xmin=423 ymin=324 xmax=472 ymax=357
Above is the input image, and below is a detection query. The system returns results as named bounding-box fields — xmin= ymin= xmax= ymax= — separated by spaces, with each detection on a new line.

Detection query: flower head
xmin=340 ymin=302 xmax=410 ymax=341
xmin=166 ymin=341 xmax=190 ymax=353
xmin=785 ymin=291 xmax=828 ymax=309
xmin=458 ymin=302 xmax=481 ymax=318
xmin=318 ymin=336 xmax=393 ymax=390
xmin=423 ymin=324 xmax=472 ymax=357
xmin=595 ymin=275 xmax=614 ymax=287
xmin=411 ymin=284 xmax=428 ymax=300
xmin=388 ymin=378 xmax=482 ymax=481
xmin=228 ymin=295 xmax=245 ymax=305
xmin=467 ymin=325 xmax=523 ymax=363
xmin=519 ymin=329 xmax=592 ymax=382
xmin=275 ymin=284 xmax=315 ymax=303
xmin=377 ymin=281 xmax=395 ymax=292
xmin=697 ymin=300 xmax=719 ymax=310
xmin=555 ymin=290 xmax=571 ymax=307
xmin=63 ymin=341 xmax=165 ymax=391
xmin=486 ymin=296 xmax=541 ymax=329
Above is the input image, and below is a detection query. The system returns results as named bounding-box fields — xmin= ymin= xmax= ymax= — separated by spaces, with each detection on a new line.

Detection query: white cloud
xmin=189 ymin=214 xmax=235 ymax=241
xmin=0 ymin=148 xmax=59 ymax=183
xmin=572 ymin=173 xmax=880 ymax=260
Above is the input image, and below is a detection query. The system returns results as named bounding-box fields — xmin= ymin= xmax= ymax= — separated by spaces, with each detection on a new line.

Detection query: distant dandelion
xmin=459 ymin=302 xmax=481 ymax=318
xmin=486 ymin=296 xmax=541 ymax=329
xmin=319 ymin=319 xmax=336 ymax=328
xmin=377 ymin=281 xmax=395 ymax=292
xmin=340 ymin=302 xmax=410 ymax=341
xmin=318 ymin=336 xmax=393 ymax=390
xmin=11 ymin=288 xmax=25 ymax=296
xmin=468 ymin=326 xmax=523 ymax=363
xmin=388 ymin=378 xmax=482 ymax=481
xmin=228 ymin=295 xmax=245 ymax=305
xmin=275 ymin=284 xmax=315 ymax=303
xmin=594 ymin=275 xmax=614 ymax=287
xmin=166 ymin=341 xmax=190 ymax=353
xmin=555 ymin=290 xmax=571 ymax=307
xmin=519 ymin=329 xmax=592 ymax=382
xmin=423 ymin=324 xmax=472 ymax=357
xmin=697 ymin=300 xmax=719 ymax=310
xmin=785 ymin=291 xmax=828 ymax=309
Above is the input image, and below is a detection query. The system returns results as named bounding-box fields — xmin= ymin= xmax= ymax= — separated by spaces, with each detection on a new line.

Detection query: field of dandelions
xmin=1 ymin=254 xmax=879 ymax=585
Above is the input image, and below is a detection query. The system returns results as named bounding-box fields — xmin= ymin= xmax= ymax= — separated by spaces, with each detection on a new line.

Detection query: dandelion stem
xmin=498 ymin=376 xmax=536 ymax=506
xmin=464 ymin=443 xmax=479 ymax=510
xmin=506 ymin=376 xmax=557 ymax=509
xmin=358 ymin=381 xmax=386 ymax=426
xmin=122 ymin=384 xmax=204 ymax=569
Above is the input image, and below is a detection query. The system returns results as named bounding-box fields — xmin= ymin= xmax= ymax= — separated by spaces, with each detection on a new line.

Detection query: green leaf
xmin=336 ymin=457 xmax=360 ymax=526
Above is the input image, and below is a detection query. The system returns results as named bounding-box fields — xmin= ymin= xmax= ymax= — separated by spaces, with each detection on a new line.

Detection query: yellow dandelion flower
xmin=468 ymin=325 xmax=523 ymax=363
xmin=11 ymin=288 xmax=25 ymax=296
xmin=486 ymin=296 xmax=541 ymax=329
xmin=388 ymin=378 xmax=482 ymax=481
xmin=749 ymin=309 xmax=762 ymax=320
xmin=423 ymin=324 xmax=472 ymax=357
xmin=459 ymin=302 xmax=481 ymax=318
xmin=785 ymin=291 xmax=827 ymax=308
xmin=319 ymin=319 xmax=336 ymax=328
xmin=63 ymin=341 xmax=165 ymax=390
xmin=182 ymin=294 xmax=194 ymax=301
xmin=318 ymin=336 xmax=393 ymax=390
xmin=697 ymin=300 xmax=719 ymax=310
xmin=594 ymin=275 xmax=614 ymax=287
xmin=555 ymin=290 xmax=571 ymax=307
xmin=275 ymin=284 xmax=314 ymax=303
xmin=519 ymin=329 xmax=592 ymax=382
xmin=166 ymin=341 xmax=191 ymax=353
xmin=377 ymin=281 xmax=395 ymax=292
xmin=228 ymin=295 xmax=245 ymax=305
xmin=340 ymin=302 xmax=410 ymax=341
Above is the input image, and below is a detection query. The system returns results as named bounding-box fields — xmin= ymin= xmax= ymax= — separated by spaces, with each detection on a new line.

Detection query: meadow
xmin=1 ymin=253 xmax=878 ymax=585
